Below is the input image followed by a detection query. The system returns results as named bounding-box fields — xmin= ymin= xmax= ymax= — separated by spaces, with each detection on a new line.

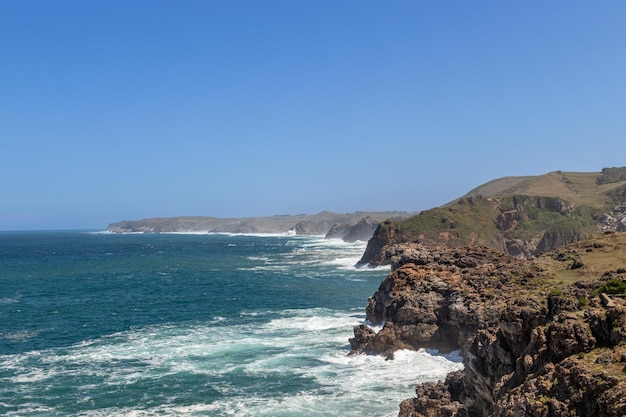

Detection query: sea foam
xmin=0 ymin=308 xmax=462 ymax=416
xmin=0 ymin=232 xmax=460 ymax=417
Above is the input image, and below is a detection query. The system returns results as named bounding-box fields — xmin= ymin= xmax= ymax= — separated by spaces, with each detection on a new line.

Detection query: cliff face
xmin=350 ymin=234 xmax=626 ymax=417
xmin=359 ymin=168 xmax=626 ymax=267
xmin=358 ymin=195 xmax=620 ymax=267
xmin=324 ymin=216 xmax=380 ymax=242
xmin=356 ymin=220 xmax=400 ymax=266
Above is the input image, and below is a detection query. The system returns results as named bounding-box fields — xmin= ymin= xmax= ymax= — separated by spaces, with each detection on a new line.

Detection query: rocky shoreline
xmin=350 ymin=235 xmax=626 ymax=416
xmin=105 ymin=211 xmax=409 ymax=242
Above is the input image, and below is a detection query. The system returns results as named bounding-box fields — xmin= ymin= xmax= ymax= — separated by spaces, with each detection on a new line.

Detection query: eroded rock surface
xmin=350 ymin=240 xmax=626 ymax=417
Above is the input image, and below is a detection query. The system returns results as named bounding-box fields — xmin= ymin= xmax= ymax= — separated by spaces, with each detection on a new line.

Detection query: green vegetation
xmin=461 ymin=169 xmax=626 ymax=210
xmin=606 ymin=184 xmax=626 ymax=206
xmin=530 ymin=232 xmax=626 ymax=288
xmin=596 ymin=167 xmax=626 ymax=185
xmin=395 ymin=196 xmax=504 ymax=250
xmin=594 ymin=278 xmax=626 ymax=295
xmin=500 ymin=195 xmax=598 ymax=243
xmin=548 ymin=288 xmax=564 ymax=297
xmin=378 ymin=167 xmax=626 ymax=259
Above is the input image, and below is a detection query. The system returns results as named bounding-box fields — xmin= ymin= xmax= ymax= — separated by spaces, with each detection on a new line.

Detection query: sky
xmin=2 ymin=1 xmax=626 ymax=231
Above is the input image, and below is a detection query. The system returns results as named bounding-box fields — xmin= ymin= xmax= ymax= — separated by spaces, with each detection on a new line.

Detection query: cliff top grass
xmin=395 ymin=196 xmax=504 ymax=249
xmin=374 ymin=168 xmax=626 ymax=262
xmin=461 ymin=168 xmax=626 ymax=210
xmin=533 ymin=232 xmax=626 ymax=286
xmin=584 ymin=344 xmax=626 ymax=381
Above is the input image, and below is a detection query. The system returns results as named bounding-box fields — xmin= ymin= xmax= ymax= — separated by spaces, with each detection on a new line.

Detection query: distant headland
xmin=106 ymin=211 xmax=413 ymax=242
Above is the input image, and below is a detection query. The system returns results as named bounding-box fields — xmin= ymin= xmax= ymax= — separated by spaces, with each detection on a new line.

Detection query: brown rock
xmin=350 ymin=241 xmax=626 ymax=417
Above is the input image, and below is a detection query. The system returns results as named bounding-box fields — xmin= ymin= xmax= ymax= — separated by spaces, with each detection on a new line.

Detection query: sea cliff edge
xmin=350 ymin=234 xmax=626 ymax=417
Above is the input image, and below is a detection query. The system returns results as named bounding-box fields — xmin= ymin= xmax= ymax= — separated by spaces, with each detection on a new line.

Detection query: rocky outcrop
xmin=292 ymin=220 xmax=332 ymax=235
xmin=598 ymin=202 xmax=626 ymax=232
xmin=492 ymin=357 xmax=626 ymax=417
xmin=356 ymin=220 xmax=400 ymax=267
xmin=350 ymin=238 xmax=626 ymax=417
xmin=325 ymin=216 xmax=379 ymax=242
xmin=351 ymin=244 xmax=528 ymax=357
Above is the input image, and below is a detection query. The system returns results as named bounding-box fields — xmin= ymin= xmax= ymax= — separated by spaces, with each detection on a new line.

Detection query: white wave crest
xmin=0 ymin=308 xmax=463 ymax=416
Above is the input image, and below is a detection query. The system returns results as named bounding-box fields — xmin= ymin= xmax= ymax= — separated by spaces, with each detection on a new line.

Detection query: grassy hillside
xmin=534 ymin=231 xmax=626 ymax=286
xmin=463 ymin=168 xmax=626 ymax=209
xmin=395 ymin=196 xmax=505 ymax=250
xmin=361 ymin=167 xmax=626 ymax=265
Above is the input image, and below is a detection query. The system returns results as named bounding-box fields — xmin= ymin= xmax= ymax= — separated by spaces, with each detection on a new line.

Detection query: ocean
xmin=0 ymin=231 xmax=462 ymax=416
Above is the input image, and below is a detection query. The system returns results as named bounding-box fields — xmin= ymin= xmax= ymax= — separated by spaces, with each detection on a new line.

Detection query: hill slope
xmin=359 ymin=167 xmax=626 ymax=266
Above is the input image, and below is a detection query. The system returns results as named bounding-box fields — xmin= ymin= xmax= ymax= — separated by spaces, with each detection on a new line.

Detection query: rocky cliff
xmin=325 ymin=216 xmax=380 ymax=242
xmin=358 ymin=169 xmax=626 ymax=267
xmin=350 ymin=233 xmax=626 ymax=417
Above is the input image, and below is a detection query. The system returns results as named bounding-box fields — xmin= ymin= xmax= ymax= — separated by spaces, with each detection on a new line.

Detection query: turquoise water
xmin=0 ymin=231 xmax=461 ymax=416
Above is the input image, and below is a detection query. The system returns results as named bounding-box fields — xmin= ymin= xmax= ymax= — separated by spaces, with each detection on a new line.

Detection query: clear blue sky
xmin=2 ymin=1 xmax=626 ymax=230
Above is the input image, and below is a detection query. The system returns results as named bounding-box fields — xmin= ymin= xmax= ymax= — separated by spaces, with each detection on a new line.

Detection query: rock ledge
xmin=350 ymin=238 xmax=626 ymax=417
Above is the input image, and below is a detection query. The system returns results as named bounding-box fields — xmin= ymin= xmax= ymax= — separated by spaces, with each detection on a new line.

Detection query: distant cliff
xmin=325 ymin=216 xmax=381 ymax=242
xmin=350 ymin=233 xmax=626 ymax=416
xmin=106 ymin=211 xmax=412 ymax=242
xmin=358 ymin=168 xmax=626 ymax=266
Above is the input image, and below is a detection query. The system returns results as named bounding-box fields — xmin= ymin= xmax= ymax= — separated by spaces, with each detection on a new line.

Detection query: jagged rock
xmin=356 ymin=220 xmax=398 ymax=267
xmin=496 ymin=209 xmax=520 ymax=231
xmin=384 ymin=243 xmax=435 ymax=270
xmin=536 ymin=227 xmax=595 ymax=255
xmin=350 ymin=238 xmax=626 ymax=417
xmin=588 ymin=306 xmax=626 ymax=346
xmin=325 ymin=216 xmax=379 ymax=242
xmin=348 ymin=324 xmax=376 ymax=352
xmin=353 ymin=245 xmax=529 ymax=356
xmin=399 ymin=375 xmax=465 ymax=417
xmin=292 ymin=220 xmax=327 ymax=235
xmin=325 ymin=223 xmax=351 ymax=240
xmin=570 ymin=258 xmax=584 ymax=269
xmin=493 ymin=358 xmax=626 ymax=417
xmin=545 ymin=320 xmax=595 ymax=358
xmin=595 ymin=353 xmax=615 ymax=364
xmin=344 ymin=217 xmax=379 ymax=242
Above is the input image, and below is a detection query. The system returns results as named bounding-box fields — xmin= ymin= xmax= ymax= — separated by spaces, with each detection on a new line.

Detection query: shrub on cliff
xmin=594 ymin=278 xmax=626 ymax=295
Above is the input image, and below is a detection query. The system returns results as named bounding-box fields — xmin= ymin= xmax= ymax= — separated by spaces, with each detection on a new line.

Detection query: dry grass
xmin=582 ymin=343 xmax=626 ymax=380
xmin=459 ymin=176 xmax=534 ymax=201
xmin=460 ymin=170 xmax=626 ymax=211
xmin=533 ymin=232 xmax=626 ymax=285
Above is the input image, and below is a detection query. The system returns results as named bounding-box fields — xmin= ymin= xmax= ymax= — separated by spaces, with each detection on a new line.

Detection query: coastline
xmin=350 ymin=237 xmax=626 ymax=416
xmin=0 ymin=231 xmax=459 ymax=416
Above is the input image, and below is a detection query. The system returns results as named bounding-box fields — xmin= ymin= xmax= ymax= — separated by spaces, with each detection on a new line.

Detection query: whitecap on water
xmin=0 ymin=310 xmax=463 ymax=416
xmin=0 ymin=330 xmax=41 ymax=341
xmin=0 ymin=294 xmax=20 ymax=304
xmin=0 ymin=232 xmax=461 ymax=417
